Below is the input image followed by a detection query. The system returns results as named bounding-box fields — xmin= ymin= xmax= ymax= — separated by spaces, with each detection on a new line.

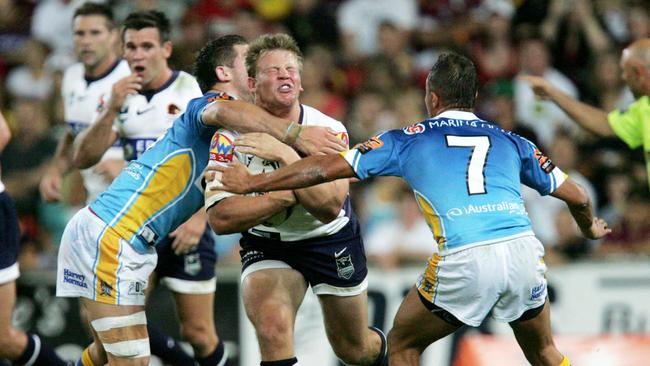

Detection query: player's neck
xmin=431 ymin=105 xmax=473 ymax=117
xmin=85 ymin=54 xmax=119 ymax=79
xmin=143 ymin=67 xmax=173 ymax=91
xmin=264 ymin=102 xmax=300 ymax=122
xmin=209 ymin=85 xmax=239 ymax=99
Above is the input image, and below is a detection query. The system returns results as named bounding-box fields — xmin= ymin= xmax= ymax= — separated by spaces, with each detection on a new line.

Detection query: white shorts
xmin=56 ymin=207 xmax=157 ymax=306
xmin=417 ymin=235 xmax=547 ymax=327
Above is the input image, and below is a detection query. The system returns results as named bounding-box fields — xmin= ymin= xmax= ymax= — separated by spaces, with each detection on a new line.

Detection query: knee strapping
xmin=90 ymin=311 xmax=150 ymax=358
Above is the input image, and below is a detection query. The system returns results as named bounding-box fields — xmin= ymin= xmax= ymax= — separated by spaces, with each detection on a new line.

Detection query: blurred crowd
xmin=1 ymin=0 xmax=649 ymax=274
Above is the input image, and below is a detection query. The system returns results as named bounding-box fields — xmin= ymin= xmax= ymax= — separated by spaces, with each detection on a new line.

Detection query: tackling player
xmin=72 ymin=11 xmax=225 ymax=366
xmin=55 ymin=31 xmax=344 ymax=366
xmin=210 ymin=53 xmax=612 ymax=366
xmin=204 ymin=34 xmax=387 ymax=366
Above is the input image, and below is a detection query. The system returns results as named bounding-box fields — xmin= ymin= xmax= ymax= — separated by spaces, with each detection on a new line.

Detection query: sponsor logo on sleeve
xmin=210 ymin=133 xmax=234 ymax=162
xmin=534 ymin=148 xmax=555 ymax=173
xmin=336 ymin=132 xmax=349 ymax=147
xmin=354 ymin=136 xmax=384 ymax=154
xmin=403 ymin=123 xmax=425 ymax=135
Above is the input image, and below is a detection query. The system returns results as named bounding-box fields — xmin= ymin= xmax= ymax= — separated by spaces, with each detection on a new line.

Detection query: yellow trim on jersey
xmin=113 ymin=153 xmax=193 ymax=242
xmin=559 ymin=356 xmax=571 ymax=366
xmin=418 ymin=253 xmax=442 ymax=302
xmin=95 ymin=226 xmax=122 ymax=305
xmin=414 ymin=192 xmax=447 ymax=252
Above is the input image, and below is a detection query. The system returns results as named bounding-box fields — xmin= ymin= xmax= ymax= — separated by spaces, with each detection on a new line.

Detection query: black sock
xmin=369 ymin=326 xmax=388 ymax=366
xmin=260 ymin=357 xmax=298 ymax=366
xmin=196 ymin=340 xmax=229 ymax=366
xmin=147 ymin=324 xmax=194 ymax=366
xmin=13 ymin=334 xmax=68 ymax=366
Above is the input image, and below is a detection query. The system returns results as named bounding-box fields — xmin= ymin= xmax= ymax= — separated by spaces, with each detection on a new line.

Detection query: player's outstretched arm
xmin=201 ymin=100 xmax=346 ymax=155
xmin=551 ymin=178 xmax=612 ymax=239
xmin=519 ymin=75 xmax=615 ymax=137
xmin=210 ymin=154 xmax=356 ymax=194
xmin=207 ymin=193 xmax=297 ymax=234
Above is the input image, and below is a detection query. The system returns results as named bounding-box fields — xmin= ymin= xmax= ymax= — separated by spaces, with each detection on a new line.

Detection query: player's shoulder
xmin=62 ymin=62 xmax=85 ymax=87
xmin=171 ymin=70 xmax=201 ymax=91
xmin=301 ymin=104 xmax=345 ymax=130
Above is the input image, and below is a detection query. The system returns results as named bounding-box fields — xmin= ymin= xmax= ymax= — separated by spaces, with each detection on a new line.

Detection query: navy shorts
xmin=154 ymin=224 xmax=217 ymax=293
xmin=0 ymin=191 xmax=20 ymax=282
xmin=239 ymin=221 xmax=368 ymax=296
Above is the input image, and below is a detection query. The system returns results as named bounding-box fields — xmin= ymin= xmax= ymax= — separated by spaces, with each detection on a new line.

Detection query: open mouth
xmin=133 ymin=65 xmax=146 ymax=74
xmin=278 ymin=84 xmax=293 ymax=92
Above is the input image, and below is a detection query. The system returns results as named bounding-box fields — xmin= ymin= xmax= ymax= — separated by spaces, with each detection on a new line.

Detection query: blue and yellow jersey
xmin=343 ymin=111 xmax=566 ymax=255
xmin=90 ymin=91 xmax=232 ymax=253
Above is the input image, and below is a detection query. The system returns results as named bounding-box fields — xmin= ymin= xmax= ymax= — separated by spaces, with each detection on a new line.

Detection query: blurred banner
xmin=15 ymin=260 xmax=650 ymax=365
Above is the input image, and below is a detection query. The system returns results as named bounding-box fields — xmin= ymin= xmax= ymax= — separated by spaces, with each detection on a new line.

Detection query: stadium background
xmin=1 ymin=0 xmax=649 ymax=365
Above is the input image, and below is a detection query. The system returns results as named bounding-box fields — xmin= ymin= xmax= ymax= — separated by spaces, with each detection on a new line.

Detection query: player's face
xmin=73 ymin=15 xmax=115 ymax=71
xmin=123 ymin=27 xmax=171 ymax=89
xmin=231 ymin=44 xmax=252 ymax=102
xmin=251 ymin=49 xmax=302 ymax=109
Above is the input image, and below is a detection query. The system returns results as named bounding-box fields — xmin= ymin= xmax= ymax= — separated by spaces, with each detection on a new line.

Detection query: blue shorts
xmin=239 ymin=221 xmax=368 ymax=296
xmin=155 ymin=224 xmax=217 ymax=294
xmin=0 ymin=191 xmax=20 ymax=283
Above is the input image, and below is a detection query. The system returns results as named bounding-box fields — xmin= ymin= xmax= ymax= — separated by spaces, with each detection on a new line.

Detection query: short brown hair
xmin=246 ymin=34 xmax=303 ymax=78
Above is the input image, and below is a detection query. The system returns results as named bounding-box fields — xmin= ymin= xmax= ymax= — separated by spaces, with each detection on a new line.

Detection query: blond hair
xmin=246 ymin=33 xmax=303 ymax=77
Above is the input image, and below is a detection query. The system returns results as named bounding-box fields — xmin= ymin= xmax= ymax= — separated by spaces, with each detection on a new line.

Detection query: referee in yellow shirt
xmin=520 ymin=38 xmax=650 ymax=191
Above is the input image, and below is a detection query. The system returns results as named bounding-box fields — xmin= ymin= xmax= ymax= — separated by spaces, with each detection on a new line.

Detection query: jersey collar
xmin=84 ymin=58 xmax=123 ymax=85
xmin=139 ymin=70 xmax=179 ymax=102
xmin=433 ymin=110 xmax=479 ymax=120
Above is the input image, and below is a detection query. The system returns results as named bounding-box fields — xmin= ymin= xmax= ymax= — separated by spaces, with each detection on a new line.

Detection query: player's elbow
xmin=207 ymin=210 xmax=239 ymax=235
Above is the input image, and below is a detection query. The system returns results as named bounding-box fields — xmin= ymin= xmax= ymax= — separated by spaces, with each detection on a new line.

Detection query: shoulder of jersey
xmin=172 ymin=71 xmax=202 ymax=92
xmin=62 ymin=63 xmax=85 ymax=85
xmin=301 ymin=104 xmax=344 ymax=129
xmin=115 ymin=59 xmax=131 ymax=76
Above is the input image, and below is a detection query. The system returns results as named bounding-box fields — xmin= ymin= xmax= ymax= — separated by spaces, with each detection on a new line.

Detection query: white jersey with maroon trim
xmin=62 ymin=59 xmax=130 ymax=203
xmin=113 ymin=70 xmax=202 ymax=161
xmin=208 ymin=104 xmax=352 ymax=242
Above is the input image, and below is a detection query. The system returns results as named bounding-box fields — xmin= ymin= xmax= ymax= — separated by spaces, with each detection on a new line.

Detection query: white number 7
xmin=445 ymin=135 xmax=491 ymax=195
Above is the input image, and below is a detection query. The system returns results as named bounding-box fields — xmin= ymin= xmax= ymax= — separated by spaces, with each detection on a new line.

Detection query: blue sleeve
xmin=342 ymin=130 xmax=402 ymax=179
xmin=518 ymin=137 xmax=566 ymax=195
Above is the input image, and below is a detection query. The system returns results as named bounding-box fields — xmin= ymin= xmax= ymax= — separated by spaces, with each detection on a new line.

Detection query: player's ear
xmin=162 ymin=41 xmax=172 ymax=58
xmin=215 ymin=66 xmax=230 ymax=82
xmin=247 ymin=76 xmax=256 ymax=92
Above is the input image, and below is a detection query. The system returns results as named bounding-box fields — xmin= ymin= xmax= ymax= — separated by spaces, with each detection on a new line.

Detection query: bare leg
xmin=173 ymin=291 xmax=218 ymax=357
xmin=0 ymin=281 xmax=28 ymax=360
xmin=242 ymin=268 xmax=308 ymax=361
xmin=388 ymin=287 xmax=460 ymax=365
xmin=80 ymin=298 xmax=149 ymax=366
xmin=319 ymin=290 xmax=382 ymax=365
xmin=509 ymin=299 xmax=564 ymax=366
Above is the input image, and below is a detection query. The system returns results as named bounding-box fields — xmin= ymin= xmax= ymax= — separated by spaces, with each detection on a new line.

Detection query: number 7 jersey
xmin=342 ymin=110 xmax=567 ymax=255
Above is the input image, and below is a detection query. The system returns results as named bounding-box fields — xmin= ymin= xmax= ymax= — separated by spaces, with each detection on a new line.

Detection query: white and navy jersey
xmin=114 ymin=71 xmax=202 ymax=161
xmin=62 ymin=59 xmax=131 ymax=203
xmin=210 ymin=104 xmax=354 ymax=241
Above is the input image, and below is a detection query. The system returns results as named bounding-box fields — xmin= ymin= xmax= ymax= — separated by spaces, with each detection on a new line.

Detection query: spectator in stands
xmin=5 ymin=39 xmax=54 ymax=100
xmin=596 ymin=189 xmax=650 ymax=256
xmin=363 ymin=183 xmax=433 ymax=269
xmin=514 ymin=36 xmax=580 ymax=148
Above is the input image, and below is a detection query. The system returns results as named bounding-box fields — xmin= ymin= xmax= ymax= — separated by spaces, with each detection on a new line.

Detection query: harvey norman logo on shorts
xmin=445 ymin=201 xmax=527 ymax=221
xmin=63 ymin=269 xmax=88 ymax=288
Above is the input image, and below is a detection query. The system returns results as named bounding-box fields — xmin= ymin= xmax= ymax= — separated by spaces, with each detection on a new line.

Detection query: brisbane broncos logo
xmin=209 ymin=133 xmax=234 ymax=162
